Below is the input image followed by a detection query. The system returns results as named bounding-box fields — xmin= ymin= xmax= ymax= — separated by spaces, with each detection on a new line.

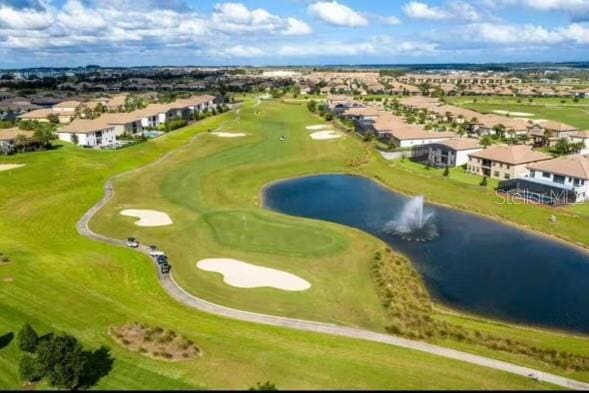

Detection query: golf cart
xmin=148 ymin=245 xmax=165 ymax=257
xmin=126 ymin=237 xmax=139 ymax=248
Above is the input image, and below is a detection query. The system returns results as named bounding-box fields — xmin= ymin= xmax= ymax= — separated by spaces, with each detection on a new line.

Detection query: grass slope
xmin=0 ymin=102 xmax=549 ymax=390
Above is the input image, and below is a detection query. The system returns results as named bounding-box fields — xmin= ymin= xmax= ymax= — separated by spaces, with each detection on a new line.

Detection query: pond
xmin=263 ymin=174 xmax=589 ymax=334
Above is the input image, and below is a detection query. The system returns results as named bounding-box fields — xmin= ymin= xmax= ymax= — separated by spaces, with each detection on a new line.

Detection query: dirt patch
xmin=310 ymin=131 xmax=342 ymax=140
xmin=110 ymin=323 xmax=200 ymax=362
xmin=2 ymin=277 xmax=14 ymax=283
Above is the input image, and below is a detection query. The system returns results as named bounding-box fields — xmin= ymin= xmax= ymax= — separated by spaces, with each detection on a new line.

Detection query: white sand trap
xmin=211 ymin=132 xmax=246 ymax=138
xmin=493 ymin=110 xmax=534 ymax=117
xmin=0 ymin=164 xmax=25 ymax=172
xmin=197 ymin=258 xmax=311 ymax=291
xmin=120 ymin=209 xmax=173 ymax=227
xmin=310 ymin=131 xmax=342 ymax=140
xmin=305 ymin=125 xmax=329 ymax=131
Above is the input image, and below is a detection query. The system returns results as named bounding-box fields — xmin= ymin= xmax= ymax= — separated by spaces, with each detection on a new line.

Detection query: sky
xmin=1 ymin=0 xmax=589 ymax=68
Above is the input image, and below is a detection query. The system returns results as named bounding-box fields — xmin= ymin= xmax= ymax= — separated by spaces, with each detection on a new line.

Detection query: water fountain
xmin=385 ymin=196 xmax=439 ymax=242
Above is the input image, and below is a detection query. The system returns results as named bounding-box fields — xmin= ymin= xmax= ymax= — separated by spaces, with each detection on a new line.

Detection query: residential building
xmin=525 ymin=155 xmax=589 ymax=203
xmin=425 ymin=138 xmax=483 ymax=167
xmin=57 ymin=119 xmax=116 ymax=147
xmin=528 ymin=121 xmax=578 ymax=147
xmin=0 ymin=128 xmax=35 ymax=154
xmin=467 ymin=145 xmax=552 ymax=180
xmin=569 ymin=131 xmax=589 ymax=154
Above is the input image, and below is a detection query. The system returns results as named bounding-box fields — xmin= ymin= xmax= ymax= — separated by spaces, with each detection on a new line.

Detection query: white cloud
xmin=403 ymin=1 xmax=450 ymax=20
xmin=283 ymin=18 xmax=312 ymax=35
xmin=467 ymin=22 xmax=589 ymax=45
xmin=383 ymin=16 xmax=402 ymax=25
xmin=278 ymin=36 xmax=438 ymax=57
xmin=0 ymin=4 xmax=53 ymax=29
xmin=404 ymin=1 xmax=480 ymax=21
xmin=308 ymin=1 xmax=368 ymax=27
xmin=211 ymin=44 xmax=266 ymax=58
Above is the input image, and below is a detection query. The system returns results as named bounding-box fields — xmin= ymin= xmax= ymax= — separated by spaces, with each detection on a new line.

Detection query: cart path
xmin=77 ymin=129 xmax=589 ymax=393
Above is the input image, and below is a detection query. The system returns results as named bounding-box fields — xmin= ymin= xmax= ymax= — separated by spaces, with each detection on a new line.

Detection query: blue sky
xmin=1 ymin=0 xmax=589 ymax=67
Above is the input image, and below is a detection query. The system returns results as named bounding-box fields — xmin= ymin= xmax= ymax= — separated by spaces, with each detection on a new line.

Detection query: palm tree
xmin=14 ymin=134 xmax=29 ymax=153
xmin=480 ymin=135 xmax=492 ymax=149
xmin=542 ymin=129 xmax=553 ymax=147
xmin=34 ymin=127 xmax=55 ymax=150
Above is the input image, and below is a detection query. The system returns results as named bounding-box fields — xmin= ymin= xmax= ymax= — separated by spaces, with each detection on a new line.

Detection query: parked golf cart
xmin=126 ymin=237 xmax=139 ymax=248
xmin=148 ymin=245 xmax=165 ymax=257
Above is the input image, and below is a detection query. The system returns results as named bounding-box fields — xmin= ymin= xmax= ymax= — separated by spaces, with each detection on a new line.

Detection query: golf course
xmin=1 ymin=97 xmax=588 ymax=389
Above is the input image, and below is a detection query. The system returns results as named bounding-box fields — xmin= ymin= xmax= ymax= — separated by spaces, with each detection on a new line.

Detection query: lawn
xmin=88 ymin=99 xmax=589 ymax=384
xmin=0 ymin=101 xmax=554 ymax=390
xmin=447 ymin=96 xmax=589 ymax=129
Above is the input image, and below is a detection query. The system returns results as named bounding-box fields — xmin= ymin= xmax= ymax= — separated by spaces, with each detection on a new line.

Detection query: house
xmin=569 ymin=131 xmax=589 ymax=154
xmin=522 ymin=155 xmax=589 ymax=203
xmin=18 ymin=108 xmax=55 ymax=123
xmin=467 ymin=145 xmax=552 ymax=180
xmin=99 ymin=113 xmax=143 ymax=136
xmin=528 ymin=121 xmax=578 ymax=147
xmin=19 ymin=99 xmax=83 ymax=124
xmin=387 ymin=128 xmax=455 ymax=148
xmin=425 ymin=138 xmax=483 ymax=168
xmin=134 ymin=104 xmax=170 ymax=129
xmin=0 ymin=128 xmax=35 ymax=154
xmin=105 ymin=94 xmax=128 ymax=112
xmin=57 ymin=119 xmax=116 ymax=147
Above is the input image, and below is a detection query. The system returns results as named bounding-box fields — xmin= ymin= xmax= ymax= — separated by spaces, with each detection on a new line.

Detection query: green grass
xmin=87 ymin=99 xmax=589 ymax=383
xmin=447 ymin=96 xmax=589 ymax=129
xmin=390 ymin=159 xmax=500 ymax=188
xmin=0 ymin=101 xmax=556 ymax=390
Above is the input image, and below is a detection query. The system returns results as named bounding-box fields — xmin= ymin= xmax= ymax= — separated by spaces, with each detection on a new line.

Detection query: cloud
xmin=467 ymin=22 xmax=589 ymax=45
xmin=278 ymin=36 xmax=438 ymax=57
xmin=382 ymin=16 xmax=402 ymax=25
xmin=308 ymin=1 xmax=368 ymax=27
xmin=0 ymin=4 xmax=53 ymax=29
xmin=403 ymin=1 xmax=451 ymax=20
xmin=283 ymin=18 xmax=312 ymax=35
xmin=211 ymin=44 xmax=266 ymax=58
xmin=403 ymin=1 xmax=480 ymax=21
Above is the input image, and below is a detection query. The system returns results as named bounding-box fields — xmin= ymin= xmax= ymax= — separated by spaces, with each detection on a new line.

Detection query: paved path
xmin=76 ymin=127 xmax=589 ymax=392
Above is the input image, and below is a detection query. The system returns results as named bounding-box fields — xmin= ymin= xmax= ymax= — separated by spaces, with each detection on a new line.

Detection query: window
xmin=542 ymin=172 xmax=551 ymax=178
xmin=494 ymin=171 xmax=500 ymax=177
xmin=574 ymin=178 xmax=585 ymax=187
xmin=504 ymin=173 xmax=510 ymax=179
xmin=554 ymin=175 xmax=565 ymax=184
xmin=530 ymin=170 xmax=535 ymax=177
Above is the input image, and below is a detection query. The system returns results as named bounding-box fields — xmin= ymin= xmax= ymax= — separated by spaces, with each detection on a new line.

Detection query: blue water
xmin=264 ymin=174 xmax=589 ymax=334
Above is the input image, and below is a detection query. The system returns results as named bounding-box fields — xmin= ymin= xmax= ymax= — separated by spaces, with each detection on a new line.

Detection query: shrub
xmin=17 ymin=324 xmax=39 ymax=353
xmin=19 ymin=354 xmax=44 ymax=383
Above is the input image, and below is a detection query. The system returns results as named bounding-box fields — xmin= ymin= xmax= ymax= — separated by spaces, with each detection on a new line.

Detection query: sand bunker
xmin=120 ymin=209 xmax=173 ymax=227
xmin=305 ymin=125 xmax=329 ymax=131
xmin=493 ymin=110 xmax=535 ymax=117
xmin=196 ymin=258 xmax=311 ymax=291
xmin=0 ymin=164 xmax=25 ymax=172
xmin=310 ymin=131 xmax=342 ymax=140
xmin=211 ymin=132 xmax=246 ymax=138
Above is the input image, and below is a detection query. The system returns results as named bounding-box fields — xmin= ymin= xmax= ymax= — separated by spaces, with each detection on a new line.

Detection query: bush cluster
xmin=371 ymin=249 xmax=589 ymax=371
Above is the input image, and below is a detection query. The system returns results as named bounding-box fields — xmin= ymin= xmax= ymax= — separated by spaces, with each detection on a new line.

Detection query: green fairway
xmin=87 ymin=98 xmax=589 ymax=383
xmin=0 ymin=102 xmax=560 ymax=390
xmin=448 ymin=96 xmax=589 ymax=129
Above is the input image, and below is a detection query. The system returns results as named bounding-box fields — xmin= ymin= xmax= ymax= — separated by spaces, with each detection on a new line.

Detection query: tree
xmin=553 ymin=138 xmax=571 ymax=156
xmin=34 ymin=127 xmax=55 ymax=150
xmin=17 ymin=324 xmax=39 ymax=353
xmin=480 ymin=135 xmax=492 ymax=148
xmin=307 ymin=100 xmax=317 ymax=113
xmin=249 ymin=381 xmax=277 ymax=391
xmin=480 ymin=176 xmax=488 ymax=187
xmin=15 ymin=133 xmax=29 ymax=153
xmin=71 ymin=133 xmax=79 ymax=145
xmin=443 ymin=166 xmax=450 ymax=177
xmin=19 ymin=354 xmax=44 ymax=383
xmin=46 ymin=113 xmax=59 ymax=124
xmin=36 ymin=334 xmax=87 ymax=390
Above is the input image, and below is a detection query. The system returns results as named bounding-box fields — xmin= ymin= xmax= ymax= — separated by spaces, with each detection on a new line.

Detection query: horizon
xmin=2 ymin=0 xmax=589 ymax=68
